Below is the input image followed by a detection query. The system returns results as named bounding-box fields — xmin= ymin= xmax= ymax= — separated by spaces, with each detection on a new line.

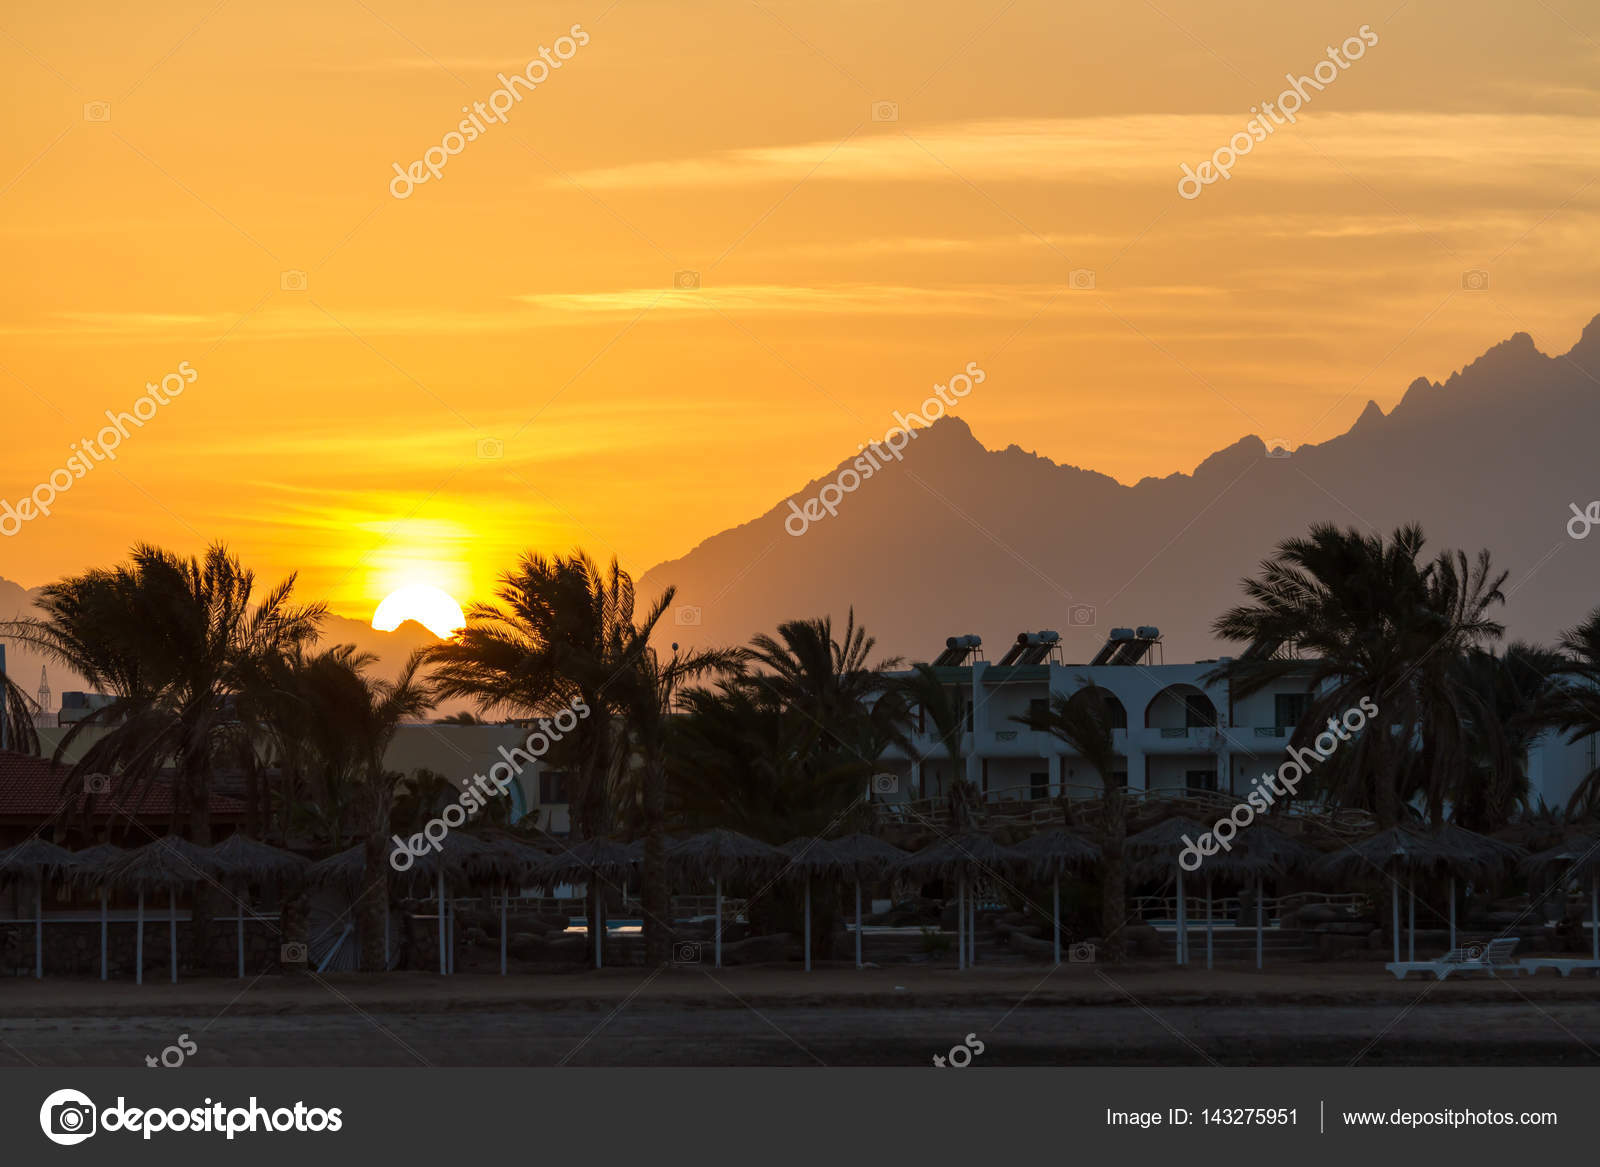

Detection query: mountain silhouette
xmin=640 ymin=317 xmax=1600 ymax=663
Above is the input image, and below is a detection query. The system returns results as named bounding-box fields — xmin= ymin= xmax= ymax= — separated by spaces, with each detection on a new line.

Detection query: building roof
xmin=0 ymin=750 xmax=245 ymax=824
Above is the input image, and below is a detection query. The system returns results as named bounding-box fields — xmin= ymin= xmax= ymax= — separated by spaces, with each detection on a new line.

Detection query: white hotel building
xmin=871 ymin=628 xmax=1598 ymax=813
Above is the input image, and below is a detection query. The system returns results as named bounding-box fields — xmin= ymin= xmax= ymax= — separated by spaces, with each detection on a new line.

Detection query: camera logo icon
xmin=674 ymin=605 xmax=702 ymax=627
xmin=1265 ymin=438 xmax=1292 ymax=459
xmin=1069 ymin=941 xmax=1096 ymax=963
xmin=872 ymin=101 xmax=899 ymax=122
xmin=1070 ymin=269 xmax=1096 ymax=290
xmin=1067 ymin=603 xmax=1096 ymax=628
xmin=40 ymin=1088 xmax=97 ymax=1145
xmin=674 ymin=270 xmax=701 ymax=290
xmin=280 ymin=270 xmax=308 ymax=292
xmin=280 ymin=942 xmax=308 ymax=964
xmin=83 ymin=773 xmax=110 ymax=794
xmin=673 ymin=940 xmax=702 ymax=964
xmin=872 ymin=773 xmax=899 ymax=796
xmin=476 ymin=437 xmax=504 ymax=459
xmin=83 ymin=102 xmax=111 ymax=123
xmin=1462 ymin=269 xmax=1489 ymax=292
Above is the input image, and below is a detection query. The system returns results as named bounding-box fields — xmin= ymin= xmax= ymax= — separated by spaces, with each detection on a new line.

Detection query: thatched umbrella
xmin=1522 ymin=833 xmax=1600 ymax=961
xmin=476 ymin=834 xmax=554 ymax=975
xmin=1429 ymin=825 xmax=1525 ymax=953
xmin=546 ymin=837 xmax=642 ymax=970
xmin=70 ymin=844 xmax=123 ymax=981
xmin=0 ymin=840 xmax=79 ymax=979
xmin=1127 ymin=817 xmax=1212 ymax=967
xmin=400 ymin=834 xmax=509 ymax=975
xmin=899 ymin=833 xmax=1024 ymax=970
xmin=780 ymin=838 xmax=846 ymax=972
xmin=1314 ymin=826 xmax=1447 ymax=962
xmin=665 ymin=830 xmax=785 ymax=968
xmin=1231 ymin=824 xmax=1318 ymax=970
xmin=829 ymin=834 xmax=909 ymax=969
xmin=101 ymin=836 xmax=224 ymax=984
xmin=209 ymin=836 xmax=309 ymax=979
xmin=1010 ymin=829 xmax=1099 ymax=964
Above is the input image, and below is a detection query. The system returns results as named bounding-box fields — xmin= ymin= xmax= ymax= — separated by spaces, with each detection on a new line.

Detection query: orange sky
xmin=2 ymin=0 xmax=1598 ymax=621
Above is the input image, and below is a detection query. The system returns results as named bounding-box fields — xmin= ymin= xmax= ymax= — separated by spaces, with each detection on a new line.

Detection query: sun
xmin=372 ymin=584 xmax=466 ymax=640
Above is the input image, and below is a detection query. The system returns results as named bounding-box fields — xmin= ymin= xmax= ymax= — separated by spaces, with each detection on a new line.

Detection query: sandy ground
xmin=3 ymin=963 xmax=1599 ymax=1065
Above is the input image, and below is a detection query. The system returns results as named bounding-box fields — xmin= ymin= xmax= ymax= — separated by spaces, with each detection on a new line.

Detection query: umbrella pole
xmin=804 ymin=880 xmax=811 ymax=972
xmin=714 ymin=875 xmax=722 ymax=969
xmin=169 ymin=888 xmax=177 ymax=984
xmin=34 ymin=884 xmax=42 ymax=979
xmin=596 ymin=891 xmax=604 ymax=970
xmin=1052 ymin=876 xmax=1061 ymax=965
xmin=1449 ymin=876 xmax=1456 ymax=952
xmin=1391 ymin=868 xmax=1399 ymax=964
xmin=969 ymin=885 xmax=977 ymax=967
xmin=437 ymin=870 xmax=446 ymax=976
xmin=1591 ymin=871 xmax=1598 ymax=963
xmin=500 ymin=884 xmax=508 ymax=976
xmin=136 ymin=891 xmax=144 ymax=985
xmin=236 ymin=893 xmax=244 ymax=979
xmin=1176 ymin=869 xmax=1185 ymax=966
xmin=1407 ymin=877 xmax=1415 ymax=962
xmin=1255 ymin=878 xmax=1263 ymax=971
xmin=100 ymin=889 xmax=108 ymax=982
xmin=448 ymin=897 xmax=456 ymax=974
xmin=1205 ymin=875 xmax=1213 ymax=971
xmin=957 ymin=877 xmax=965 ymax=971
xmin=854 ymin=881 xmax=862 ymax=970
xmin=384 ymin=900 xmax=390 ymax=970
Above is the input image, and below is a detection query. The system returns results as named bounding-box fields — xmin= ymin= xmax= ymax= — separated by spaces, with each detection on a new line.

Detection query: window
xmin=1030 ymin=771 xmax=1049 ymax=800
xmin=1185 ymin=769 xmax=1218 ymax=792
xmin=539 ymin=771 xmax=568 ymax=804
xmin=1028 ymin=698 xmax=1048 ymax=726
xmin=965 ymin=699 xmax=974 ymax=732
xmin=1111 ymin=770 xmax=1128 ymax=787
xmin=1184 ymin=694 xmax=1217 ymax=728
xmin=1274 ymin=693 xmax=1310 ymax=731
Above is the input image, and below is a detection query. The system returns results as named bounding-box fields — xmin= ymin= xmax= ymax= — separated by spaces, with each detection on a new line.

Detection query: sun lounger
xmin=1518 ymin=958 xmax=1600 ymax=977
xmin=1386 ymin=937 xmax=1523 ymax=980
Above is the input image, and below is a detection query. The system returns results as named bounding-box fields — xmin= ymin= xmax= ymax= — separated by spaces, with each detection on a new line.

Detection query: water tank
xmin=1136 ymin=625 xmax=1161 ymax=640
xmin=1110 ymin=628 xmax=1135 ymax=641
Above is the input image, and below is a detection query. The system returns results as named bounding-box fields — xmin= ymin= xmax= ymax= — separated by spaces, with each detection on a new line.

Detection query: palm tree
xmin=1211 ymin=523 xmax=1507 ymax=827
xmin=1529 ymin=608 xmax=1600 ymax=814
xmin=620 ymin=641 xmax=743 ymax=965
xmin=888 ymin=662 xmax=970 ymax=821
xmin=1452 ymin=643 xmax=1563 ymax=830
xmin=1013 ymin=685 xmax=1126 ymax=958
xmin=425 ymin=550 xmax=674 ymax=962
xmin=1 ymin=544 xmax=323 ymax=959
xmin=0 ymin=648 xmax=40 ymax=756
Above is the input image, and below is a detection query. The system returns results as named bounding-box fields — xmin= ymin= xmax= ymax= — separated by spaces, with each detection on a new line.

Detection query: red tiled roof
xmin=0 ymin=750 xmax=245 ymax=823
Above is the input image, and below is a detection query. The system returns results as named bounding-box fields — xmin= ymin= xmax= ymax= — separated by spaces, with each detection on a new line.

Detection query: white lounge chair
xmin=1518 ymin=957 xmax=1600 ymax=977
xmin=1386 ymin=937 xmax=1524 ymax=980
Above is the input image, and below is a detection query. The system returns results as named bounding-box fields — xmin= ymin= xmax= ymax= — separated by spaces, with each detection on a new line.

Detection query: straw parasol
xmin=829 ymin=834 xmax=909 ymax=970
xmin=1127 ymin=817 xmax=1212 ymax=968
xmin=0 ymin=840 xmax=79 ymax=979
xmin=544 ymin=837 xmax=643 ymax=970
xmin=780 ymin=838 xmax=846 ymax=972
xmin=1229 ymin=823 xmax=1318 ymax=970
xmin=208 ymin=836 xmax=309 ymax=978
xmin=666 ymin=830 xmax=785 ymax=968
xmin=899 ymin=833 xmax=1025 ymax=970
xmin=1010 ymin=829 xmax=1099 ymax=964
xmin=1522 ymin=833 xmax=1600 ymax=962
xmin=100 ymin=836 xmax=224 ymax=985
xmin=70 ymin=844 xmax=123 ymax=982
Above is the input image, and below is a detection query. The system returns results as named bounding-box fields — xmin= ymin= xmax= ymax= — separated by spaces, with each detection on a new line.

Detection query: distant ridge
xmin=641 ymin=317 xmax=1600 ymax=663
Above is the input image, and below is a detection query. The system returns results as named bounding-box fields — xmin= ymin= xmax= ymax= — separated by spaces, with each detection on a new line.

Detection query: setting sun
xmin=371 ymin=584 xmax=466 ymax=640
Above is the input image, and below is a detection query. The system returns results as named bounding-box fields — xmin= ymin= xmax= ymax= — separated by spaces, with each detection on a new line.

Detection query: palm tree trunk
xmin=188 ymin=759 xmax=214 ymax=973
xmin=1101 ymin=779 xmax=1127 ymax=961
xmin=641 ymin=755 xmax=670 ymax=966
xmin=358 ymin=828 xmax=389 ymax=973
